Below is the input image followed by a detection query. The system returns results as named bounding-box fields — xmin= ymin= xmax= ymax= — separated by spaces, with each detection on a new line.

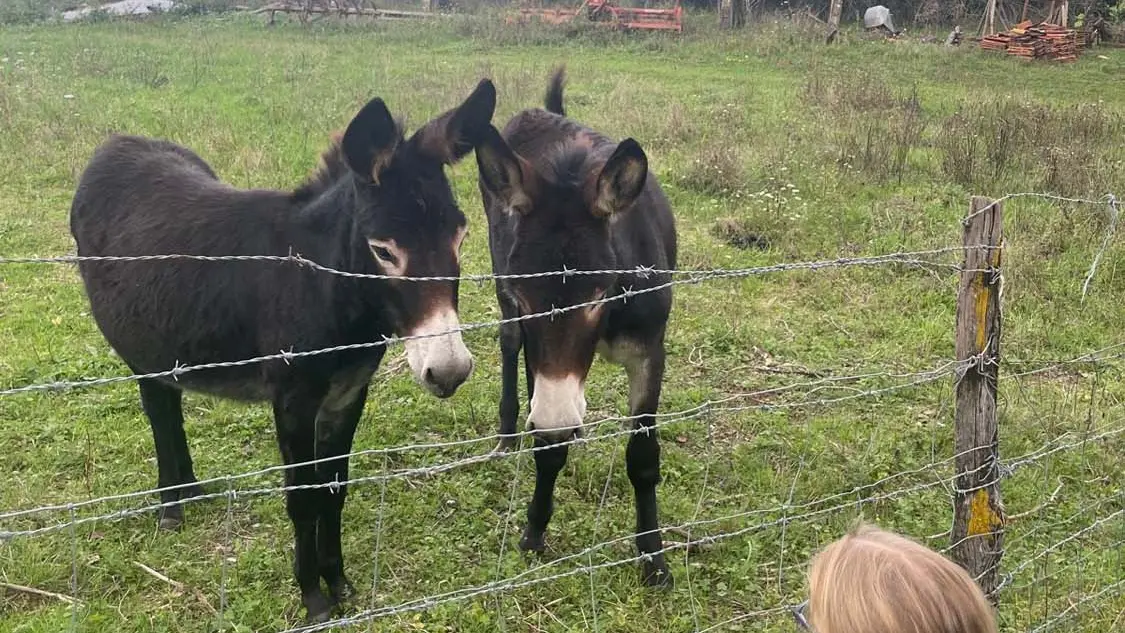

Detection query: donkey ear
xmin=590 ymin=139 xmax=647 ymax=219
xmin=341 ymin=97 xmax=401 ymax=184
xmin=475 ymin=125 xmax=533 ymax=216
xmin=411 ymin=78 xmax=497 ymax=165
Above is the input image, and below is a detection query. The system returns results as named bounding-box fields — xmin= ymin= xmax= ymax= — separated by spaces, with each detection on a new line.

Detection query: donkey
xmin=474 ymin=67 xmax=677 ymax=587
xmin=69 ymin=79 xmax=496 ymax=622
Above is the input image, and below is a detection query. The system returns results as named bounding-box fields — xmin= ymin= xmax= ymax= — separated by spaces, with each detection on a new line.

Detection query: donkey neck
xmin=288 ymin=176 xmax=366 ymax=272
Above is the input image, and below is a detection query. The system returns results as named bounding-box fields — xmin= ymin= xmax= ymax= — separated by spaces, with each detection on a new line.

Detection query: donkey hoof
xmin=157 ymin=506 xmax=184 ymax=531
xmin=180 ymin=482 xmax=208 ymax=500
xmin=303 ymin=593 xmax=334 ymax=624
xmin=493 ymin=435 xmax=519 ymax=453
xmin=328 ymin=577 xmax=356 ymax=605
xmin=641 ymin=561 xmax=674 ymax=589
xmin=519 ymin=528 xmax=546 ymax=554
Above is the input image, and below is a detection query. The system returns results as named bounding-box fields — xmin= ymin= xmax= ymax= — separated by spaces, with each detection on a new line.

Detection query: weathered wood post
xmin=719 ymin=0 xmax=745 ymax=29
xmin=826 ymin=0 xmax=842 ymax=42
xmin=951 ymin=196 xmax=1006 ymax=602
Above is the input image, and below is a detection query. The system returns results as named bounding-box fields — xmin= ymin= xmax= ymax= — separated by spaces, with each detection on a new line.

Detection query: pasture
xmin=2 ymin=10 xmax=1125 ymax=633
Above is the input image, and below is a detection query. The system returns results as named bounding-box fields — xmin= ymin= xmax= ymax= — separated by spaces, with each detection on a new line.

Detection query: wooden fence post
xmin=826 ymin=0 xmax=843 ymax=42
xmin=718 ymin=0 xmax=745 ymax=29
xmin=951 ymin=196 xmax=1006 ymax=602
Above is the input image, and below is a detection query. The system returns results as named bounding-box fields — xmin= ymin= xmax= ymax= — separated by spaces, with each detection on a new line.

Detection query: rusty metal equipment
xmin=508 ymin=0 xmax=683 ymax=33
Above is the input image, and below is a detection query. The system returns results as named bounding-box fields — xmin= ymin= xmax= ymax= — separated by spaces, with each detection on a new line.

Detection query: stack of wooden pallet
xmin=1041 ymin=22 xmax=1079 ymax=61
xmin=978 ymin=20 xmax=1083 ymax=62
xmin=980 ymin=31 xmax=1012 ymax=51
xmin=1007 ymin=25 xmax=1051 ymax=59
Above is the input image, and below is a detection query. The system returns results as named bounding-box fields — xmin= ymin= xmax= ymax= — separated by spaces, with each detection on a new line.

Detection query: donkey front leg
xmin=314 ymin=381 xmax=370 ymax=606
xmin=274 ymin=385 xmax=334 ymax=623
xmin=495 ymin=314 xmax=523 ymax=452
xmin=137 ymin=377 xmax=203 ymax=531
xmin=519 ymin=441 xmax=568 ymax=553
xmin=624 ymin=341 xmax=672 ymax=588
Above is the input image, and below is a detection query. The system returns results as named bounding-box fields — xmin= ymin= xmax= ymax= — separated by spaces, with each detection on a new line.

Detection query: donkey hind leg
xmin=314 ymin=381 xmax=370 ymax=606
xmin=624 ymin=341 xmax=672 ymax=588
xmin=274 ymin=385 xmax=335 ymax=624
xmin=138 ymin=378 xmax=202 ymax=531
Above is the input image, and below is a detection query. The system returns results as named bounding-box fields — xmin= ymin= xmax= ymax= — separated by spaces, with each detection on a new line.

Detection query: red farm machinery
xmin=508 ymin=0 xmax=683 ymax=33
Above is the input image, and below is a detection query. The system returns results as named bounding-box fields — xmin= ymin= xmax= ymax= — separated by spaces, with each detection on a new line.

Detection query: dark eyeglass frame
xmin=790 ymin=599 xmax=811 ymax=630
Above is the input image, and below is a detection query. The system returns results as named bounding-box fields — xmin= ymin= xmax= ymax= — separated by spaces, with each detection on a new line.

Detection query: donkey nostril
xmin=424 ymin=368 xmax=436 ymax=385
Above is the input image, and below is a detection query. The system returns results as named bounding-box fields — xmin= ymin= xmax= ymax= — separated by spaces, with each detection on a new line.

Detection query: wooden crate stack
xmin=978 ymin=20 xmax=1083 ymax=62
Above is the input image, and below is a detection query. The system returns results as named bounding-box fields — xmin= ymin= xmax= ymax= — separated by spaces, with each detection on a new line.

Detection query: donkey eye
xmin=368 ymin=243 xmax=397 ymax=266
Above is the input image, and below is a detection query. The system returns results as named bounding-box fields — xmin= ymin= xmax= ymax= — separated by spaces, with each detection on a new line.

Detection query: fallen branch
xmin=132 ymin=562 xmax=217 ymax=615
xmin=0 ymin=581 xmax=83 ymax=605
xmin=133 ymin=561 xmax=183 ymax=590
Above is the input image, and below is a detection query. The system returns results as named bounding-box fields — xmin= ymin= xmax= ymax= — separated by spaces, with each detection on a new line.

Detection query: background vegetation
xmin=1 ymin=8 xmax=1123 ymax=633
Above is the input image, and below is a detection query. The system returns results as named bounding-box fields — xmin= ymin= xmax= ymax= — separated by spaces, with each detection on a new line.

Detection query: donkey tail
xmin=544 ymin=65 xmax=566 ymax=116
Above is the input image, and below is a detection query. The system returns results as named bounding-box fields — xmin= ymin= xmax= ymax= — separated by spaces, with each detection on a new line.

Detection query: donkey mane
xmin=541 ymin=144 xmax=592 ymax=190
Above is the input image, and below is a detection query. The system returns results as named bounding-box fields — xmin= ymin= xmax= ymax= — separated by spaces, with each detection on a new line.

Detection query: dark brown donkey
xmin=69 ymin=80 xmax=496 ymax=622
xmin=475 ymin=68 xmax=677 ymax=587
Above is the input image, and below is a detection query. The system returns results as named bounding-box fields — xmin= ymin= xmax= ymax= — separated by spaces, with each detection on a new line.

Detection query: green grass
xmin=2 ymin=12 xmax=1125 ymax=633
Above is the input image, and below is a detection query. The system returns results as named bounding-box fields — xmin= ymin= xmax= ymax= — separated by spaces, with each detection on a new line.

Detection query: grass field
xmin=2 ymin=10 xmax=1125 ymax=633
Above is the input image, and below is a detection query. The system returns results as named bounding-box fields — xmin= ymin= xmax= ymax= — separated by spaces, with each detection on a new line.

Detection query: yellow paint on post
xmin=974 ymin=279 xmax=990 ymax=353
xmin=967 ymin=489 xmax=1003 ymax=536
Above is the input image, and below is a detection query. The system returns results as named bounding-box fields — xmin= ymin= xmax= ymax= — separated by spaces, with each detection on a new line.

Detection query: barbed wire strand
xmin=0 ymin=190 xmax=1120 ymax=630
xmin=17 ymin=337 xmax=1113 ymax=530
xmin=1081 ymin=194 xmax=1119 ymax=301
xmin=693 ymin=607 xmax=792 ymax=633
xmin=0 ymin=255 xmax=973 ymax=399
xmin=0 ymin=246 xmax=980 ymax=282
xmin=272 ymin=469 xmax=969 ymax=633
xmin=8 ymin=369 xmax=1118 ymax=544
xmin=492 ymin=435 xmax=525 ymax=633
xmin=0 ymin=358 xmax=975 ymax=527
xmin=6 ymin=408 xmax=1117 ymax=630
xmin=1004 ymin=536 xmax=1125 ymax=593
xmin=1025 ymin=576 xmax=1125 ymax=633
xmin=961 ymin=192 xmax=1116 ymax=225
xmin=219 ymin=478 xmax=235 ymax=625
xmin=270 ymin=445 xmax=1118 ymax=633
xmin=685 ymin=416 xmax=715 ymax=632
xmin=997 ymin=507 xmax=1125 ymax=592
xmin=587 ymin=441 xmax=618 ymax=633
xmin=68 ymin=505 xmax=78 ymax=632
xmin=3 ymin=359 xmax=999 ymax=540
xmin=367 ymin=453 xmax=389 ymax=631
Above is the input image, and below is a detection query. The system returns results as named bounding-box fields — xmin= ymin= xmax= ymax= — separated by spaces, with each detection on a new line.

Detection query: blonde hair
xmin=807 ymin=522 xmax=998 ymax=633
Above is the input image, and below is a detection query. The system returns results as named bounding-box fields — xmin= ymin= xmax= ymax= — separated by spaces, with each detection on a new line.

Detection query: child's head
xmin=802 ymin=522 xmax=997 ymax=633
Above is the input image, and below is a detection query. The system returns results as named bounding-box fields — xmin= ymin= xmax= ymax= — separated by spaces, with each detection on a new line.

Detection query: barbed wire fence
xmin=0 ymin=192 xmax=1123 ymax=632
